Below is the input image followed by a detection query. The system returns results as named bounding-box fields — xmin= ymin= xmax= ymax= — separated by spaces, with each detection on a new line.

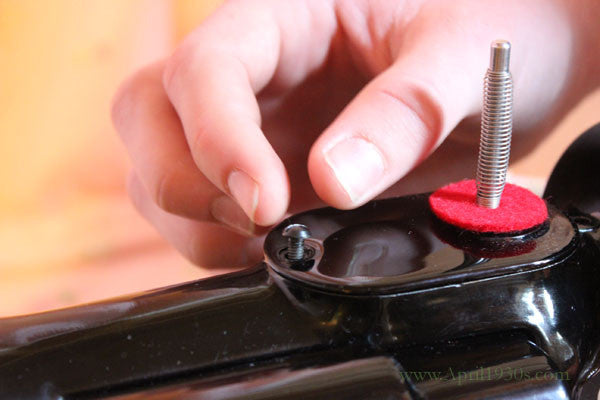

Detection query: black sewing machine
xmin=1 ymin=122 xmax=599 ymax=399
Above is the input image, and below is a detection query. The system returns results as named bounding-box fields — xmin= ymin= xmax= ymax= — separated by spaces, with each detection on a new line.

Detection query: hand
xmin=112 ymin=0 xmax=599 ymax=267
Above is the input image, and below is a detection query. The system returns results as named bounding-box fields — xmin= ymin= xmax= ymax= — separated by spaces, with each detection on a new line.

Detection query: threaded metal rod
xmin=282 ymin=224 xmax=310 ymax=262
xmin=476 ymin=40 xmax=513 ymax=209
xmin=287 ymin=238 xmax=304 ymax=261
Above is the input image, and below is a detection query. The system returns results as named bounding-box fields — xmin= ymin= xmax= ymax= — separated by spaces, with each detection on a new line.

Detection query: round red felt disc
xmin=429 ymin=179 xmax=548 ymax=233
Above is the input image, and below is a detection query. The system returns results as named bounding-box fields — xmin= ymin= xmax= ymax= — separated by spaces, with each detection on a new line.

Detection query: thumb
xmin=308 ymin=40 xmax=484 ymax=209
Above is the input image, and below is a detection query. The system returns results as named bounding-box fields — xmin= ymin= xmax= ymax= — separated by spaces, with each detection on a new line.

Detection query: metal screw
xmin=282 ymin=224 xmax=311 ymax=262
xmin=476 ymin=40 xmax=513 ymax=209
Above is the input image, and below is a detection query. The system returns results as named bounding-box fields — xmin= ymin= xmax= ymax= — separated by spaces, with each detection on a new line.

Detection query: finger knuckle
xmin=111 ymin=79 xmax=135 ymax=132
xmin=383 ymin=84 xmax=444 ymax=137
xmin=163 ymin=42 xmax=199 ymax=94
xmin=125 ymin=173 xmax=145 ymax=211
xmin=151 ymin=171 xmax=181 ymax=215
xmin=185 ymin=235 xmax=223 ymax=267
xmin=111 ymin=68 xmax=154 ymax=133
xmin=185 ymin=238 xmax=209 ymax=267
xmin=185 ymin=233 xmax=249 ymax=268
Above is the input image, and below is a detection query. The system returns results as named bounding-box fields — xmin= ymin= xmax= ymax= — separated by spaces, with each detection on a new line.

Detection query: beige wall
xmin=0 ymin=0 xmax=223 ymax=316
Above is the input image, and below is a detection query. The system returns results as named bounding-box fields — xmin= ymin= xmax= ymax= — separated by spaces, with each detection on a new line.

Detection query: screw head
xmin=282 ymin=224 xmax=311 ymax=240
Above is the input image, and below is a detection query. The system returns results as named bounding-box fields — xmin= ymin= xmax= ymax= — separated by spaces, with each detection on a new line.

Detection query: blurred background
xmin=0 ymin=0 xmax=599 ymax=317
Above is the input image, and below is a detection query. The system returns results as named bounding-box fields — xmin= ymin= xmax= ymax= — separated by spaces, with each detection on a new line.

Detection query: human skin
xmin=112 ymin=0 xmax=600 ymax=268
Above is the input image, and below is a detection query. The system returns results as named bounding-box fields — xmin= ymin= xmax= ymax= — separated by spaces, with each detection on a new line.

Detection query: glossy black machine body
xmin=1 ymin=124 xmax=600 ymax=399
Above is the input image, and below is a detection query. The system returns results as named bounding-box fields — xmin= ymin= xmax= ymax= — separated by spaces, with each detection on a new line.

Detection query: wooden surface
xmin=0 ymin=0 xmax=598 ymax=317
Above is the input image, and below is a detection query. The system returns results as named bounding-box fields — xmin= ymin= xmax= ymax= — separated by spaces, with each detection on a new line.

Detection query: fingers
xmin=165 ymin=56 xmax=286 ymax=226
xmin=127 ymin=174 xmax=263 ymax=268
xmin=163 ymin=1 xmax=284 ymax=227
xmin=113 ymin=61 xmax=216 ymax=219
xmin=162 ymin=0 xmax=337 ymax=225
xmin=112 ymin=61 xmax=261 ymax=237
xmin=308 ymin=36 xmax=483 ymax=209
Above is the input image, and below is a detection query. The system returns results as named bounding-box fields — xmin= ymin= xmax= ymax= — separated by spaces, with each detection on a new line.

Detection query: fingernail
xmin=227 ymin=170 xmax=259 ymax=220
xmin=210 ymin=195 xmax=256 ymax=236
xmin=324 ymin=138 xmax=385 ymax=203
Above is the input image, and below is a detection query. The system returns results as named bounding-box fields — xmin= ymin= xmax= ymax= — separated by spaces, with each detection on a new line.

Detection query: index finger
xmin=163 ymin=0 xmax=337 ymax=226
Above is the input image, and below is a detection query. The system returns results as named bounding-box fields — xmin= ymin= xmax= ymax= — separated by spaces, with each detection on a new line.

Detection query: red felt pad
xmin=429 ymin=179 xmax=548 ymax=233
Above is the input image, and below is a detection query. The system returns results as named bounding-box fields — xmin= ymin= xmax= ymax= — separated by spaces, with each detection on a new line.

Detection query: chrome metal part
xmin=476 ymin=40 xmax=513 ymax=209
xmin=282 ymin=223 xmax=311 ymax=261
